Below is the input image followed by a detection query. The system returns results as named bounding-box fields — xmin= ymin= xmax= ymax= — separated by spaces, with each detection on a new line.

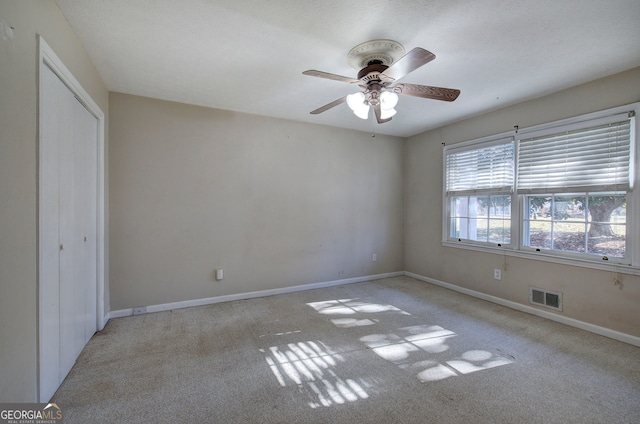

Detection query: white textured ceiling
xmin=55 ymin=0 xmax=640 ymax=138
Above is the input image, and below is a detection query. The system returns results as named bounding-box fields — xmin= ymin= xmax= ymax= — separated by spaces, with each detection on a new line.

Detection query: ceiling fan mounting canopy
xmin=347 ymin=39 xmax=406 ymax=69
xmin=303 ymin=39 xmax=461 ymax=124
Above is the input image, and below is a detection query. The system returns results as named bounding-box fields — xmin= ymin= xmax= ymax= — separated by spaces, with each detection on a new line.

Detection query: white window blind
xmin=517 ymin=117 xmax=631 ymax=194
xmin=445 ymin=141 xmax=514 ymax=195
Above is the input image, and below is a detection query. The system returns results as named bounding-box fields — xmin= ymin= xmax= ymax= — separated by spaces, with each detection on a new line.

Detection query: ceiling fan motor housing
xmin=357 ymin=62 xmax=393 ymax=107
xmin=357 ymin=62 xmax=388 ymax=82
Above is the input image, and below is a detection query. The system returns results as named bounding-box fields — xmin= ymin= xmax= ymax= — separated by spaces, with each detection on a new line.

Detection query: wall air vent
xmin=529 ymin=287 xmax=562 ymax=311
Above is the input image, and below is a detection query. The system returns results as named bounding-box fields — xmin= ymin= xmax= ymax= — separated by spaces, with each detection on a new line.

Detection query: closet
xmin=39 ymin=52 xmax=99 ymax=401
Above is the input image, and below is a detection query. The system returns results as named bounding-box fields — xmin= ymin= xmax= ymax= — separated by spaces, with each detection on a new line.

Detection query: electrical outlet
xmin=133 ymin=306 xmax=146 ymax=315
xmin=372 ymin=253 xmax=377 ymax=262
xmin=215 ymin=268 xmax=224 ymax=281
xmin=493 ymin=269 xmax=502 ymax=280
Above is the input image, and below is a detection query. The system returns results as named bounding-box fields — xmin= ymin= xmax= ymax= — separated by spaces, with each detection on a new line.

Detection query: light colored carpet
xmin=52 ymin=276 xmax=640 ymax=423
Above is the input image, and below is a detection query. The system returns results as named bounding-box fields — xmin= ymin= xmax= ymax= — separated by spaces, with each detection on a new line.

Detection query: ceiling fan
xmin=303 ymin=39 xmax=460 ymax=124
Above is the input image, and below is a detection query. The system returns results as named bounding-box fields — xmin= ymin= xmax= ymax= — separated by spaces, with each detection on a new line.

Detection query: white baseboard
xmin=109 ymin=271 xmax=404 ymax=319
xmin=404 ymin=271 xmax=640 ymax=348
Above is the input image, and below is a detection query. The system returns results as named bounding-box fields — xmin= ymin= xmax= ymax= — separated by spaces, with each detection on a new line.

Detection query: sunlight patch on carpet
xmin=259 ymin=340 xmax=371 ymax=408
xmin=309 ymin=299 xmax=514 ymax=384
xmin=361 ymin=325 xmax=514 ymax=382
xmin=307 ymin=299 xmax=411 ymax=316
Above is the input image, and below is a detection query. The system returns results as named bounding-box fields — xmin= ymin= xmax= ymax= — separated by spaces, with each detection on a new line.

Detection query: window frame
xmin=442 ymin=103 xmax=639 ymax=276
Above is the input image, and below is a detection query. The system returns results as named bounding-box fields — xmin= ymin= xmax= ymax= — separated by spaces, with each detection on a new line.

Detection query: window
xmin=445 ymin=139 xmax=514 ymax=245
xmin=443 ymin=104 xmax=638 ymax=271
xmin=450 ymin=194 xmax=511 ymax=244
xmin=523 ymin=192 xmax=626 ymax=258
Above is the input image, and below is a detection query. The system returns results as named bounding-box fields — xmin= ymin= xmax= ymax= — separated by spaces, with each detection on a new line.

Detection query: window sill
xmin=441 ymin=240 xmax=640 ymax=277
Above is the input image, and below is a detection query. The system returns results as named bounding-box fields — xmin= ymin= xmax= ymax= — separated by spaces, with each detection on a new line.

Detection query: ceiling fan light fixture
xmin=380 ymin=107 xmax=397 ymax=120
xmin=380 ymin=90 xmax=399 ymax=110
xmin=346 ymin=92 xmax=365 ymax=110
xmin=346 ymin=92 xmax=370 ymax=119
xmin=352 ymin=104 xmax=370 ymax=119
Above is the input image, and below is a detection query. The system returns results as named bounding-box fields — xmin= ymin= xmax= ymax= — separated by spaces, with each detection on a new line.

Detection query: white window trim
xmin=442 ymin=102 xmax=640 ymax=276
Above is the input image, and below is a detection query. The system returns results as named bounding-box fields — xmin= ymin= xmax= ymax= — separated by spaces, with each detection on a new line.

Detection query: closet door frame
xmin=37 ymin=35 xmax=106 ymax=402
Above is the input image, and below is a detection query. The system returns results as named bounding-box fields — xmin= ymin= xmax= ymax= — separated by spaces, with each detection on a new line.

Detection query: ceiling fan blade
xmin=374 ymin=104 xmax=392 ymax=124
xmin=310 ymin=96 xmax=347 ymax=114
xmin=380 ymin=47 xmax=436 ymax=82
xmin=303 ymin=70 xmax=359 ymax=84
xmin=394 ymin=83 xmax=460 ymax=102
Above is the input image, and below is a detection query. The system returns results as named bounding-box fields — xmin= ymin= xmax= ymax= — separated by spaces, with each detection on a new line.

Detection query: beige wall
xmin=0 ymin=1 xmax=108 ymax=402
xmin=405 ymin=67 xmax=640 ymax=337
xmin=109 ymin=93 xmax=404 ymax=310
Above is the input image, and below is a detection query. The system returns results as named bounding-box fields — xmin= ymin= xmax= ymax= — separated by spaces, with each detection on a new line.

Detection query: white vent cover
xmin=530 ymin=287 xmax=563 ymax=311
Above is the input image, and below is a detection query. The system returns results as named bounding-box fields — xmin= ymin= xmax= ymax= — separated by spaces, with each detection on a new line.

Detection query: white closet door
xmin=40 ymin=61 xmax=98 ymax=398
xmin=39 ymin=63 xmax=64 ymax=400
xmin=57 ymin=67 xmax=79 ymax=380
xmin=58 ymin=88 xmax=98 ymax=378
xmin=79 ymin=102 xmax=98 ymax=347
